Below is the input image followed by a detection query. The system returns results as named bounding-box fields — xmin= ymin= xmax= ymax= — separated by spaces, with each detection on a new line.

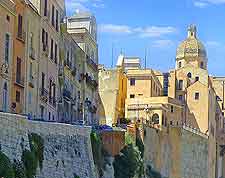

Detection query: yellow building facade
xmin=11 ymin=0 xmax=27 ymax=114
xmin=122 ymin=25 xmax=223 ymax=178
xmin=0 ymin=0 xmax=15 ymax=112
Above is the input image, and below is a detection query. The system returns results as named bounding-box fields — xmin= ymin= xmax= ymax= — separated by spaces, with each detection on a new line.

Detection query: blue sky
xmin=65 ymin=0 xmax=225 ymax=76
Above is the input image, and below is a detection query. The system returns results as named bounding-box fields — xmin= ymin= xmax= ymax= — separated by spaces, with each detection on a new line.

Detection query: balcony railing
xmin=85 ymin=74 xmax=98 ymax=88
xmin=15 ymin=76 xmax=25 ymax=87
xmin=29 ymin=47 xmax=36 ymax=60
xmin=86 ymin=55 xmax=98 ymax=71
xmin=63 ymin=89 xmax=72 ymax=100
xmin=40 ymin=88 xmax=48 ymax=102
xmin=17 ymin=30 xmax=26 ymax=43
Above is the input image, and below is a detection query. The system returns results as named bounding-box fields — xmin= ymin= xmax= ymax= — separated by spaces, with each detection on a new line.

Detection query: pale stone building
xmin=37 ymin=0 xmax=65 ymax=121
xmin=98 ymin=65 xmax=127 ymax=126
xmin=66 ymin=12 xmax=99 ymax=125
xmin=23 ymin=1 xmax=41 ymax=119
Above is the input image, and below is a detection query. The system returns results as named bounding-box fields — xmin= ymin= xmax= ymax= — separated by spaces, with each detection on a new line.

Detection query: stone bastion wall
xmin=0 ymin=112 xmax=97 ymax=178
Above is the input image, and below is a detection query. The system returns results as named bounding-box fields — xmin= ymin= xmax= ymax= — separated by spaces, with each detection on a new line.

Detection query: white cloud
xmin=151 ymin=40 xmax=174 ymax=48
xmin=65 ymin=0 xmax=105 ymax=14
xmin=206 ymin=41 xmax=221 ymax=46
xmin=193 ymin=0 xmax=225 ymax=8
xmin=194 ymin=1 xmax=209 ymax=7
xmin=137 ymin=26 xmax=177 ymax=38
xmin=99 ymin=24 xmax=132 ymax=34
xmin=99 ymin=24 xmax=177 ymax=38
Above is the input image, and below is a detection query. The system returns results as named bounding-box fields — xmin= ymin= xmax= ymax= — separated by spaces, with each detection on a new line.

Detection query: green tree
xmin=113 ymin=144 xmax=144 ymax=178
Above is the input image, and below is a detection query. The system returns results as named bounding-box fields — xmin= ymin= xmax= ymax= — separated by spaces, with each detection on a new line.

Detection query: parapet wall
xmin=144 ymin=126 xmax=209 ymax=178
xmin=0 ymin=112 xmax=97 ymax=178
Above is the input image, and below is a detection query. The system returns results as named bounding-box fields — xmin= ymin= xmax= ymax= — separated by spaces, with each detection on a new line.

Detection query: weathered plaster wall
xmin=0 ymin=112 xmax=97 ymax=178
xmin=144 ymin=126 xmax=209 ymax=178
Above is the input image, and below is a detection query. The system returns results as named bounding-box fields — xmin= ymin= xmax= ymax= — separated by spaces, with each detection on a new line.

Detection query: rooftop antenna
xmin=111 ymin=43 xmax=114 ymax=68
xmin=144 ymin=47 xmax=147 ymax=69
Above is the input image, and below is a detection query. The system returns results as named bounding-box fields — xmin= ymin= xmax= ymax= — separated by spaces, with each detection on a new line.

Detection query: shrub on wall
xmin=90 ymin=131 xmax=109 ymax=177
xmin=0 ymin=151 xmax=15 ymax=178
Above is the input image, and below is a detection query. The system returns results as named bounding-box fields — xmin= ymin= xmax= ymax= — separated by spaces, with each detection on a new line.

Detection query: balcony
xmin=29 ymin=47 xmax=36 ymax=60
xmin=40 ymin=88 xmax=48 ymax=102
xmin=15 ymin=76 xmax=25 ymax=88
xmin=86 ymin=74 xmax=98 ymax=89
xmin=71 ymin=68 xmax=76 ymax=77
xmin=17 ymin=30 xmax=26 ymax=43
xmin=42 ymin=44 xmax=49 ymax=57
xmin=29 ymin=76 xmax=34 ymax=88
xmin=86 ymin=55 xmax=98 ymax=71
xmin=0 ymin=62 xmax=9 ymax=79
xmin=63 ymin=89 xmax=72 ymax=100
xmin=49 ymin=97 xmax=57 ymax=107
xmin=64 ymin=60 xmax=72 ymax=69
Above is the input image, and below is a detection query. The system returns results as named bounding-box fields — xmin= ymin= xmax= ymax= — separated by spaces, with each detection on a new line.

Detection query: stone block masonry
xmin=0 ymin=112 xmax=97 ymax=178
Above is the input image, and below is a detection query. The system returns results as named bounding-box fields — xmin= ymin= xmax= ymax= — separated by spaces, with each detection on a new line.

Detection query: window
xmin=51 ymin=5 xmax=55 ymax=27
xmin=130 ymin=94 xmax=135 ymax=98
xmin=6 ymin=15 xmax=10 ymax=22
xmin=2 ymin=83 xmax=8 ymax=112
xmin=171 ymin=106 xmax=174 ymax=113
xmin=16 ymin=57 xmax=21 ymax=83
xmin=44 ymin=0 xmax=48 ymax=16
xmin=29 ymin=62 xmax=32 ymax=81
xmin=40 ymin=105 xmax=44 ymax=119
xmin=49 ymin=112 xmax=51 ymax=120
xmin=16 ymin=91 xmax=20 ymax=103
xmin=49 ymin=79 xmax=52 ymax=101
xmin=56 ymin=10 xmax=59 ymax=31
xmin=50 ymin=39 xmax=53 ymax=59
xmin=178 ymin=95 xmax=183 ymax=101
xmin=187 ymin=72 xmax=192 ymax=78
xmin=195 ymin=92 xmax=200 ymax=100
xmin=170 ymin=121 xmax=173 ymax=125
xmin=5 ymin=34 xmax=10 ymax=64
xmin=152 ymin=113 xmax=159 ymax=124
xmin=130 ymin=78 xmax=135 ymax=86
xmin=200 ymin=62 xmax=204 ymax=69
xmin=195 ymin=76 xmax=199 ymax=81
xmin=28 ymin=91 xmax=32 ymax=104
xmin=54 ymin=43 xmax=58 ymax=63
xmin=178 ymin=80 xmax=183 ymax=90
xmin=17 ymin=14 xmax=23 ymax=37
xmin=178 ymin=61 xmax=182 ymax=68
xmin=41 ymin=73 xmax=45 ymax=89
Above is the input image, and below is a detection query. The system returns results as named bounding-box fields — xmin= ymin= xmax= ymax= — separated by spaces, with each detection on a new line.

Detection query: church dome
xmin=176 ymin=25 xmax=207 ymax=60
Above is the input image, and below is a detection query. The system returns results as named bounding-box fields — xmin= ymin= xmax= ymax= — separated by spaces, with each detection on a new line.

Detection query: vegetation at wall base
xmin=90 ymin=131 xmax=109 ymax=177
xmin=0 ymin=133 xmax=44 ymax=178
xmin=0 ymin=151 xmax=15 ymax=178
xmin=113 ymin=133 xmax=144 ymax=178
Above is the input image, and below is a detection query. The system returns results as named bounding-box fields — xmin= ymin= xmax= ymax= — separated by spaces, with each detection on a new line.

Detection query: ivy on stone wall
xmin=0 ymin=133 xmax=44 ymax=178
xmin=90 ymin=131 xmax=109 ymax=177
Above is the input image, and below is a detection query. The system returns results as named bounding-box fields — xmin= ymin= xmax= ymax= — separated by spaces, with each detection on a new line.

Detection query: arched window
xmin=152 ymin=113 xmax=160 ymax=124
xmin=187 ymin=72 xmax=192 ymax=78
xmin=2 ymin=82 xmax=8 ymax=112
